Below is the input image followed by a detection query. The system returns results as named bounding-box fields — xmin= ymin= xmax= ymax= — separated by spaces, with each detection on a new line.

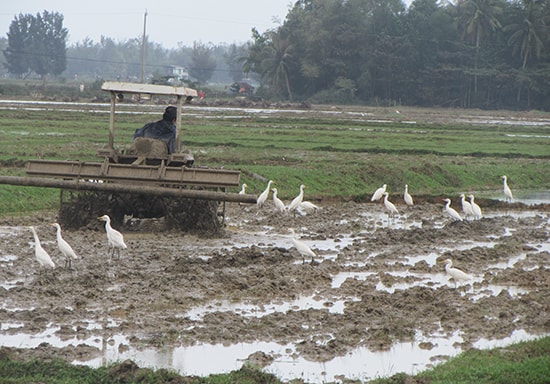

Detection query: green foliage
xmin=5 ymin=11 xmax=68 ymax=78
xmin=371 ymin=336 xmax=550 ymax=384
xmin=0 ymin=104 xmax=549 ymax=216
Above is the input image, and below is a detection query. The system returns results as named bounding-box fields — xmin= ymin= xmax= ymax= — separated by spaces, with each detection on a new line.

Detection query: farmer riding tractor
xmin=20 ymin=81 xmax=256 ymax=233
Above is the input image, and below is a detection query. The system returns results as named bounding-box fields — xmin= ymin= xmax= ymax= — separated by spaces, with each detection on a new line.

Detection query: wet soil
xmin=0 ymin=198 xmax=548 ymax=375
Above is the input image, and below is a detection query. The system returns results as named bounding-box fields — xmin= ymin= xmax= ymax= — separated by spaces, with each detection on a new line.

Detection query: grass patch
xmin=1 ymin=104 xmax=549 ymax=215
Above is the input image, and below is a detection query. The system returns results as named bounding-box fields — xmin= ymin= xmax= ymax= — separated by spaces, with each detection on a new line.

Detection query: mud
xmin=0 ymin=198 xmax=548 ymax=378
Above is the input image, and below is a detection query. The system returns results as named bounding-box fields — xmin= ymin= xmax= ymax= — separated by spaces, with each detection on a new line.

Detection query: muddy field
xmin=0 ymin=196 xmax=549 ymax=381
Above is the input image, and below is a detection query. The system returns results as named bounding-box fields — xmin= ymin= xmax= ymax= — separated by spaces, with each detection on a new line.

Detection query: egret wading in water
xmin=501 ymin=175 xmax=513 ymax=202
xmin=98 ymin=215 xmax=127 ymax=258
xmin=371 ymin=184 xmax=387 ymax=202
xmin=29 ymin=226 xmax=55 ymax=273
xmin=287 ymin=184 xmax=305 ymax=216
xmin=256 ymin=180 xmax=273 ymax=209
xmin=459 ymin=193 xmax=474 ymax=220
xmin=443 ymin=198 xmax=463 ymax=222
xmin=468 ymin=194 xmax=482 ymax=220
xmin=403 ymin=184 xmax=414 ymax=206
xmin=51 ymin=222 xmax=78 ymax=268
xmin=272 ymin=188 xmax=286 ymax=214
xmin=443 ymin=258 xmax=472 ymax=287
xmin=289 ymin=228 xmax=316 ymax=264
xmin=383 ymin=192 xmax=399 ymax=222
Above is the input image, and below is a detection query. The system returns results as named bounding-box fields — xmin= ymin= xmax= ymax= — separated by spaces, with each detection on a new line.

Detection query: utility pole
xmin=140 ymin=10 xmax=148 ymax=83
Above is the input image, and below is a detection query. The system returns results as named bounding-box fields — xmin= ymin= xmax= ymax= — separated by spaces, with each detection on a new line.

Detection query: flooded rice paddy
xmin=0 ymin=195 xmax=549 ymax=382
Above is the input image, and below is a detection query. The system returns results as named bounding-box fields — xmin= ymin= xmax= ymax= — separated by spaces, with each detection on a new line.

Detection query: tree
xmin=457 ymin=0 xmax=505 ymax=92
xmin=189 ymin=42 xmax=217 ymax=83
xmin=505 ymin=0 xmax=546 ymax=70
xmin=259 ymin=31 xmax=294 ymax=100
xmin=4 ymin=11 xmax=67 ymax=79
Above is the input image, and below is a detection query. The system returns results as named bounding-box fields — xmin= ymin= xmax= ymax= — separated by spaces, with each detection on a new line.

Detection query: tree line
xmin=3 ymin=0 xmax=550 ymax=110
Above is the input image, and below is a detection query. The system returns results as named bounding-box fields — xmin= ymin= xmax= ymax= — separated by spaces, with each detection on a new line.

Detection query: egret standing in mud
xmin=51 ymin=222 xmax=78 ymax=268
xmin=256 ymin=180 xmax=273 ymax=209
xmin=371 ymin=184 xmax=387 ymax=202
xmin=403 ymin=184 xmax=414 ymax=206
xmin=289 ymin=228 xmax=316 ymax=263
xmin=469 ymin=194 xmax=482 ymax=220
xmin=501 ymin=175 xmax=513 ymax=202
xmin=460 ymin=193 xmax=474 ymax=220
xmin=98 ymin=215 xmax=127 ymax=258
xmin=443 ymin=258 xmax=472 ymax=287
xmin=29 ymin=226 xmax=55 ymax=273
xmin=443 ymin=198 xmax=463 ymax=222
xmin=287 ymin=184 xmax=305 ymax=216
xmin=272 ymin=188 xmax=286 ymax=214
xmin=383 ymin=192 xmax=399 ymax=222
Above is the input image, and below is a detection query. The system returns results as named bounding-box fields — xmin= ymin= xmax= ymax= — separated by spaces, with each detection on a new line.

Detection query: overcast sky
xmin=1 ymin=0 xmax=294 ymax=48
xmin=2 ymin=1 xmax=414 ymax=49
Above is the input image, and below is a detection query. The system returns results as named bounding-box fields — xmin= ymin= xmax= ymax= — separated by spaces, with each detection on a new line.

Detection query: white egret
xmin=287 ymin=184 xmax=305 ymax=214
xmin=459 ymin=193 xmax=474 ymax=220
xmin=443 ymin=258 xmax=472 ymax=286
xmin=443 ymin=198 xmax=463 ymax=222
xmin=256 ymin=180 xmax=273 ymax=208
xmin=403 ymin=184 xmax=414 ymax=206
xmin=468 ymin=194 xmax=482 ymax=220
xmin=371 ymin=184 xmax=386 ymax=202
xmin=29 ymin=226 xmax=55 ymax=273
xmin=239 ymin=183 xmax=247 ymax=195
xmin=299 ymin=201 xmax=320 ymax=214
xmin=289 ymin=228 xmax=316 ymax=263
xmin=383 ymin=192 xmax=399 ymax=221
xmin=98 ymin=215 xmax=127 ymax=258
xmin=51 ymin=223 xmax=78 ymax=268
xmin=501 ymin=175 xmax=513 ymax=202
xmin=271 ymin=188 xmax=286 ymax=214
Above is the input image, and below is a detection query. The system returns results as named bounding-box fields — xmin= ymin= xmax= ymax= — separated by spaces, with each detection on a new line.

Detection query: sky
xmin=1 ymin=0 xmax=294 ymax=48
xmin=2 ymin=1 xmax=414 ymax=49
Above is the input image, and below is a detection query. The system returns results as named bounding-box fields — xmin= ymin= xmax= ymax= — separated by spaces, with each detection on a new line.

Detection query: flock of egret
xmin=26 ymin=174 xmax=513 ymax=286
xmin=250 ymin=175 xmax=514 ymax=284
xmin=28 ymin=214 xmax=127 ymax=273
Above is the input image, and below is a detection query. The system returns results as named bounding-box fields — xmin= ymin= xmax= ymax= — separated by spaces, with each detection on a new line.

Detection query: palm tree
xmin=505 ymin=0 xmax=545 ymax=70
xmin=457 ymin=0 xmax=505 ymax=92
xmin=260 ymin=31 xmax=294 ymax=101
xmin=504 ymin=0 xmax=546 ymax=103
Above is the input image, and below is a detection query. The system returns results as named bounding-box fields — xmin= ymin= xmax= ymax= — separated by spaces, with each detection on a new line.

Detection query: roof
xmin=101 ymin=81 xmax=198 ymax=98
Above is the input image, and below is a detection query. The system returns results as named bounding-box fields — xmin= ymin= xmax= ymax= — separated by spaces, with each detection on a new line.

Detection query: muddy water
xmin=0 ymin=199 xmax=548 ymax=382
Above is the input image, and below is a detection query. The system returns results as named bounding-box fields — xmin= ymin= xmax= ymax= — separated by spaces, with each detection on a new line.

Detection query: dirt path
xmin=0 ymin=199 xmax=548 ymax=377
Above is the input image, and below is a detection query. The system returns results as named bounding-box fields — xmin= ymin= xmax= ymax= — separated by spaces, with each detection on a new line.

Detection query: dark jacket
xmin=133 ymin=119 xmax=176 ymax=154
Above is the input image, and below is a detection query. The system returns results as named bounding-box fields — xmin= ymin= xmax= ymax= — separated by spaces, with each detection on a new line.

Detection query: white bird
xmin=289 ymin=228 xmax=316 ymax=263
xmin=443 ymin=198 xmax=463 ymax=222
xmin=443 ymin=258 xmax=472 ymax=286
xmin=51 ymin=223 xmax=78 ymax=268
xmin=383 ymin=192 xmax=399 ymax=220
xmin=371 ymin=184 xmax=387 ymax=201
xmin=272 ymin=188 xmax=286 ymax=214
xmin=239 ymin=183 xmax=247 ymax=195
xmin=287 ymin=184 xmax=305 ymax=214
xmin=501 ymin=175 xmax=513 ymax=202
xmin=299 ymin=201 xmax=320 ymax=214
xmin=459 ymin=193 xmax=474 ymax=220
xmin=403 ymin=184 xmax=414 ymax=206
xmin=468 ymin=194 xmax=482 ymax=220
xmin=256 ymin=180 xmax=273 ymax=208
xmin=98 ymin=215 xmax=127 ymax=258
xmin=29 ymin=226 xmax=55 ymax=272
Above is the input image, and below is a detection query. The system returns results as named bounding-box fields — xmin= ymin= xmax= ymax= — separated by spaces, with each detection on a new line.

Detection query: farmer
xmin=132 ymin=106 xmax=178 ymax=154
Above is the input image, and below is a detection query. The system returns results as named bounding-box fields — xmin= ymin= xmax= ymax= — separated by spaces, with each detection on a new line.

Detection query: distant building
xmin=167 ymin=65 xmax=189 ymax=81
